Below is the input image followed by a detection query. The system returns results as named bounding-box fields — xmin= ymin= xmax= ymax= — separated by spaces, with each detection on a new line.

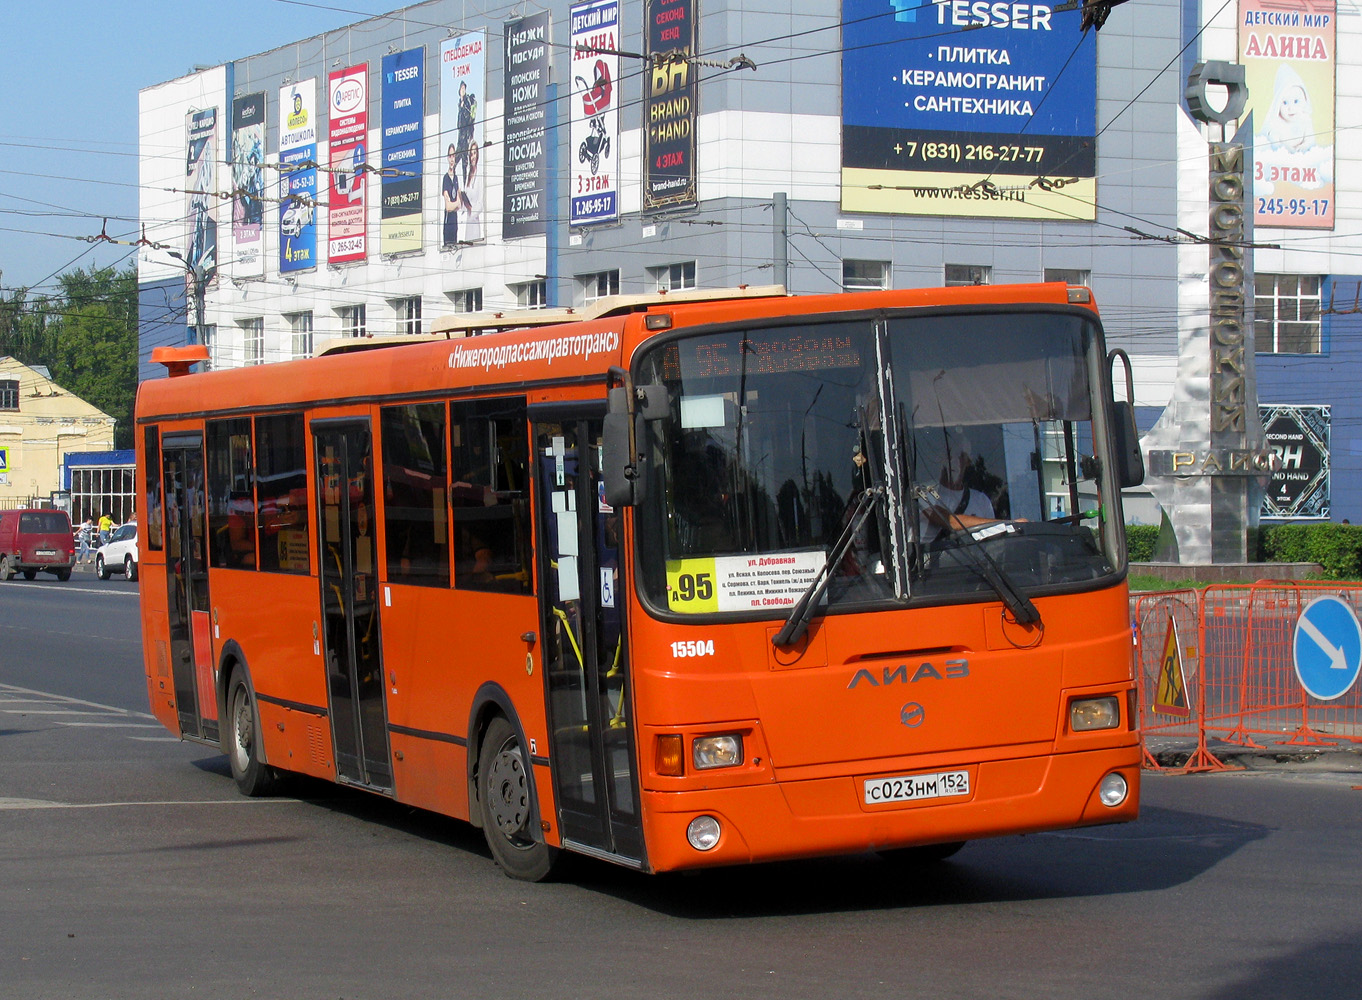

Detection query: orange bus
xmin=136 ymin=283 xmax=1144 ymax=880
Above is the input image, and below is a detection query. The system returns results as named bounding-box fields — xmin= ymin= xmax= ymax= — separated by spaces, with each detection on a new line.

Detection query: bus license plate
xmin=863 ymin=769 xmax=970 ymax=805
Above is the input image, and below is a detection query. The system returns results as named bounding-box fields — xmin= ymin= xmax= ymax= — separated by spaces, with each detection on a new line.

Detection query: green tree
xmin=47 ymin=266 xmax=139 ymax=449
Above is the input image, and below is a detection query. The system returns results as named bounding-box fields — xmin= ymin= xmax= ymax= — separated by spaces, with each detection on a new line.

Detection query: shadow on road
xmin=183 ymin=749 xmax=1272 ymax=915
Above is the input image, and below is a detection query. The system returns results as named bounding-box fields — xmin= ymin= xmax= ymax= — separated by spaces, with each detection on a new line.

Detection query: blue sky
xmin=0 ymin=1 xmax=378 ymax=296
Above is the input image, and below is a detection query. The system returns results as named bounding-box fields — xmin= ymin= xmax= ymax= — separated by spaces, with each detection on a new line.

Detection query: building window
xmin=394 ymin=296 xmax=423 ymax=335
xmin=843 ymin=260 xmax=890 ymax=292
xmin=512 ymin=280 xmax=547 ymax=309
xmin=241 ymin=317 xmax=264 ymax=366
xmin=192 ymin=324 xmax=217 ymax=370
xmin=576 ymin=270 xmax=620 ymax=306
xmin=0 ymin=378 xmax=18 ymax=411
xmin=1256 ymin=274 xmax=1322 ymax=354
xmin=287 ymin=311 xmax=314 ymax=359
xmin=945 ymin=264 xmax=991 ymax=287
xmin=650 ymin=261 xmax=696 ymax=292
xmin=339 ymin=304 xmax=367 ymax=338
xmin=1044 ymin=268 xmax=1090 ymax=286
xmin=449 ymin=288 xmax=483 ymax=313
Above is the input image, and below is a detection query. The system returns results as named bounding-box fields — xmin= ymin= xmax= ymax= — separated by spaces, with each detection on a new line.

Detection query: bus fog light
xmin=1070 ymin=696 xmax=1120 ymax=732
xmin=1099 ymin=772 xmax=1128 ymax=807
xmin=687 ymin=815 xmax=722 ymax=851
xmin=693 ymin=735 xmax=743 ymax=770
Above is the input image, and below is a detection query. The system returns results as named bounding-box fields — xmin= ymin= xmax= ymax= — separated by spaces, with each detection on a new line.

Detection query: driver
xmin=917 ymin=427 xmax=997 ymax=546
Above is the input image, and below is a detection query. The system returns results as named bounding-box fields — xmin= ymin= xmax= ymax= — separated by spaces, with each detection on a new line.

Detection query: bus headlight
xmin=687 ymin=815 xmax=722 ymax=851
xmin=1070 ymin=696 xmax=1120 ymax=732
xmin=1099 ymin=772 xmax=1129 ymax=807
xmin=693 ymin=734 xmax=743 ymax=770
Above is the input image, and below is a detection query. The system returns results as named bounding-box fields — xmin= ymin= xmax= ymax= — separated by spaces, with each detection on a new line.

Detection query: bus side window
xmin=255 ymin=413 xmax=310 ymax=574
xmin=206 ymin=417 xmax=257 ymax=570
xmin=143 ymin=425 xmax=164 ymax=552
xmin=380 ymin=402 xmax=449 ymax=587
xmin=450 ymin=397 xmax=532 ymax=594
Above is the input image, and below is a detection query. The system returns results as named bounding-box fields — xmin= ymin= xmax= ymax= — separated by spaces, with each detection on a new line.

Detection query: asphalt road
xmin=3 ymin=577 xmax=1362 ymax=999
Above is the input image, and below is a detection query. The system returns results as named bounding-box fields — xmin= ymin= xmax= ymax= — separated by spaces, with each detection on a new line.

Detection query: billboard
xmin=504 ymin=11 xmax=551 ymax=239
xmin=184 ymin=108 xmax=218 ymax=283
xmin=439 ymin=32 xmax=486 ymax=247
xmin=1240 ymin=0 xmax=1335 ymax=229
xmin=327 ymin=63 xmax=369 ymax=265
xmin=570 ymin=0 xmax=620 ymax=226
xmin=643 ymin=0 xmax=697 ymax=214
xmin=1261 ymin=404 xmax=1330 ymax=518
xmin=381 ymin=47 xmax=425 ymax=255
xmin=230 ymin=93 xmax=266 ymax=277
xmin=279 ymin=79 xmax=318 ymax=273
xmin=841 ymin=0 xmax=1097 ymax=220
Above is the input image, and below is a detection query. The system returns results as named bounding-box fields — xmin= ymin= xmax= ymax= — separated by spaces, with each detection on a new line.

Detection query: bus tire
xmin=226 ymin=669 xmax=277 ymax=797
xmin=477 ymin=715 xmax=558 ymax=881
xmin=878 ymin=841 xmax=966 ymax=865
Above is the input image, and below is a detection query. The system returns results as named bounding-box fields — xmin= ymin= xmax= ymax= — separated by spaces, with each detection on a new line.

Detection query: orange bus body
xmin=136 ymin=284 xmax=1140 ymax=878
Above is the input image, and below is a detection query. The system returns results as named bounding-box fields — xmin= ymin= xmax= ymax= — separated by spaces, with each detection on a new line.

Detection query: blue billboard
xmin=381 ymin=47 xmax=425 ymax=255
xmin=279 ymin=79 xmax=318 ymax=273
xmin=841 ymin=0 xmax=1097 ymax=219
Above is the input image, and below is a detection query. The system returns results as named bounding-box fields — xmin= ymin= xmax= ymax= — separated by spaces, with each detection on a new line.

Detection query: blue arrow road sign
xmin=1293 ymin=595 xmax=1362 ymax=701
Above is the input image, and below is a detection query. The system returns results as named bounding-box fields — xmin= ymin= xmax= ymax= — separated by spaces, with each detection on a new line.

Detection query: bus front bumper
xmin=638 ymin=745 xmax=1140 ymax=873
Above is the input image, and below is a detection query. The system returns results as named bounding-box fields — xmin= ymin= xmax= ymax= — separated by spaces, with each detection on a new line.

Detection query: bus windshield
xmin=636 ymin=309 xmax=1117 ymax=617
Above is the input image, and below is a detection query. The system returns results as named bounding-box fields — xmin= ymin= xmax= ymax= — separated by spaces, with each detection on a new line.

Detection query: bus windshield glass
xmin=636 ymin=309 xmax=1117 ymax=617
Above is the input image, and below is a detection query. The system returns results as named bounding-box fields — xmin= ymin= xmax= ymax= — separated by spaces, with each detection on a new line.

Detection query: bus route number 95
xmin=671 ymin=572 xmax=714 ymax=603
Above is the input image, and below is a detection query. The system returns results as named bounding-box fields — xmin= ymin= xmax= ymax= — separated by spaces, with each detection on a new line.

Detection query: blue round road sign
xmin=1293 ymin=596 xmax=1362 ymax=702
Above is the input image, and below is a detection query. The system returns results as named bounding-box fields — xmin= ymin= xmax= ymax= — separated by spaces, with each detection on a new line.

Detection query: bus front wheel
xmin=477 ymin=715 xmax=559 ymax=881
xmin=226 ymin=670 xmax=277 ymax=797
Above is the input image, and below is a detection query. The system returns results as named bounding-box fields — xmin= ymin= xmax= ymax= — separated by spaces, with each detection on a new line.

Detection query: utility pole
xmin=773 ymin=191 xmax=788 ymax=291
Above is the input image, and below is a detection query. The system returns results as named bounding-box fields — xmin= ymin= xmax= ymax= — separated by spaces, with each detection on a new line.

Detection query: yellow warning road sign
xmin=1154 ymin=611 xmax=1191 ymax=718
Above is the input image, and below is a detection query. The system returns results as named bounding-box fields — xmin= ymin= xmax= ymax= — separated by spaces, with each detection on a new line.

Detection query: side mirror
xmin=603 ymin=386 xmax=642 ymax=508
xmin=1107 ymin=349 xmax=1144 ymax=488
xmin=1111 ymin=400 xmax=1145 ymax=488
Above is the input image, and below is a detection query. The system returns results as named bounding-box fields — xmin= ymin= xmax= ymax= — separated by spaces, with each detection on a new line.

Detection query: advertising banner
xmin=1261 ymin=403 xmax=1330 ymax=518
xmin=643 ymin=0 xmax=697 ymax=214
xmin=504 ymin=11 xmax=551 ymax=239
xmin=279 ymin=79 xmax=318 ymax=273
xmin=570 ymin=0 xmax=620 ymax=226
xmin=840 ymin=0 xmax=1097 ymax=220
xmin=1240 ymin=0 xmax=1335 ymax=229
xmin=327 ymin=63 xmax=369 ymax=265
xmin=439 ymin=32 xmax=485 ymax=247
xmin=184 ymin=108 xmax=218 ymax=283
xmin=230 ymin=93 xmax=266 ymax=277
xmin=381 ymin=47 xmax=425 ymax=255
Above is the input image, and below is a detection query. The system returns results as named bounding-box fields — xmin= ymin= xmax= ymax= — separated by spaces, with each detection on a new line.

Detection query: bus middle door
xmin=535 ymin=414 xmax=643 ymax=865
xmin=161 ymin=434 xmax=218 ymax=743
xmin=313 ymin=418 xmax=393 ymax=792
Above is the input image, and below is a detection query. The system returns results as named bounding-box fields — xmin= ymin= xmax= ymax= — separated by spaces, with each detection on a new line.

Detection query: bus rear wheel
xmin=478 ymin=716 xmax=558 ymax=881
xmin=226 ymin=670 xmax=277 ymax=797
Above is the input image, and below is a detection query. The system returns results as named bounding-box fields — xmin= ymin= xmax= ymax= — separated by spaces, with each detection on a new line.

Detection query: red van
xmin=0 ymin=508 xmax=76 ymax=581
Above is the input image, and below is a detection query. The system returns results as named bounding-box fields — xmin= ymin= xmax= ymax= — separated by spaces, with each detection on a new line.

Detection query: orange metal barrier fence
xmin=1134 ymin=582 xmax=1362 ymax=772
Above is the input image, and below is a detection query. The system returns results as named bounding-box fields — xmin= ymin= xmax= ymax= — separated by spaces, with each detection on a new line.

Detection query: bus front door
xmin=536 ymin=416 xmax=643 ymax=864
xmin=161 ymin=435 xmax=217 ymax=743
xmin=313 ymin=420 xmax=392 ymax=792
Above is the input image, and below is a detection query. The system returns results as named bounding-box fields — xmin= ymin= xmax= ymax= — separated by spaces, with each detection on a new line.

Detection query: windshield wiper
xmin=772 ymin=486 xmax=884 ymax=648
xmin=936 ymin=522 xmax=1041 ymax=626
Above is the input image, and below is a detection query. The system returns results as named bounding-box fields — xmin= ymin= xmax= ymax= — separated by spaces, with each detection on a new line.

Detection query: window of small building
xmin=842 ymin=259 xmax=890 ymax=292
xmin=0 ymin=378 xmax=18 ymax=410
xmin=944 ymin=264 xmax=991 ymax=286
xmin=380 ymin=402 xmax=449 ymax=587
xmin=287 ymin=311 xmax=314 ymax=359
xmin=1044 ymin=267 xmax=1090 ymax=286
xmin=650 ymin=261 xmax=696 ymax=292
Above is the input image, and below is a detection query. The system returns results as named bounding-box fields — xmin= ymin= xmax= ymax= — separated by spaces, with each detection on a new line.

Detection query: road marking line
xmin=0 ymin=683 xmax=154 ymax=719
xmin=55 ymin=721 xmax=166 ymax=729
xmin=0 ymin=797 xmax=298 ymax=810
xmin=127 ymin=736 xmax=182 ymax=742
xmin=2 ymin=709 xmax=118 ymax=716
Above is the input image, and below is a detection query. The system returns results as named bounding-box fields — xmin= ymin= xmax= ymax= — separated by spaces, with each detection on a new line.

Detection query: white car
xmin=97 ymin=522 xmax=139 ymax=581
